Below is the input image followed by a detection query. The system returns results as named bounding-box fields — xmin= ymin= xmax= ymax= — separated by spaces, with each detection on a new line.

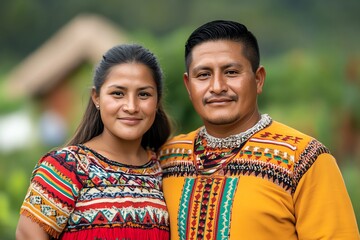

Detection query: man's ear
xmin=255 ymin=66 xmax=266 ymax=94
xmin=183 ymin=72 xmax=192 ymax=99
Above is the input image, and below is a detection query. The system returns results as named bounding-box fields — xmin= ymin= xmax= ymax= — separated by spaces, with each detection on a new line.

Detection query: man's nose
xmin=210 ymin=73 xmax=228 ymax=94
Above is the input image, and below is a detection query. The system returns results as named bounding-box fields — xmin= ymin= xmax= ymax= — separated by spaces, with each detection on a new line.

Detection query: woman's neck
xmin=84 ymin=134 xmax=148 ymax=166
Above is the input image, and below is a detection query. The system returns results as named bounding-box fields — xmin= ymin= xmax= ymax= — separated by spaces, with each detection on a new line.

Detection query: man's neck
xmin=204 ymin=110 xmax=261 ymax=138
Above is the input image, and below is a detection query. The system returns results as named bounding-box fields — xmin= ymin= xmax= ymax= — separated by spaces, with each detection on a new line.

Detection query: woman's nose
xmin=122 ymin=97 xmax=139 ymax=113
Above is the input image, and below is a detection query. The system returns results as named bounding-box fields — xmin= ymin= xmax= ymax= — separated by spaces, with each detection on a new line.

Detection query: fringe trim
xmin=60 ymin=227 xmax=169 ymax=240
xmin=20 ymin=209 xmax=61 ymax=239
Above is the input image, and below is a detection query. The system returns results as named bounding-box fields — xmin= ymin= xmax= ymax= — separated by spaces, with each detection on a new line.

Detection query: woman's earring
xmin=96 ymin=105 xmax=100 ymax=110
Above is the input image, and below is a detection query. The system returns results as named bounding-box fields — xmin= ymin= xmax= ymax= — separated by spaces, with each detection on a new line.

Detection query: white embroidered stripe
xmin=249 ymin=138 xmax=297 ymax=151
xmin=76 ymin=197 xmax=166 ymax=207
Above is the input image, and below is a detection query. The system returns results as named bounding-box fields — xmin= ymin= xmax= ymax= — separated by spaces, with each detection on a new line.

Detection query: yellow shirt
xmin=159 ymin=120 xmax=359 ymax=240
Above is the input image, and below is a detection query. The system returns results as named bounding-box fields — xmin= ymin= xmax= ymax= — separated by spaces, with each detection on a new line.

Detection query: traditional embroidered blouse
xmin=159 ymin=118 xmax=359 ymax=240
xmin=20 ymin=145 xmax=170 ymax=239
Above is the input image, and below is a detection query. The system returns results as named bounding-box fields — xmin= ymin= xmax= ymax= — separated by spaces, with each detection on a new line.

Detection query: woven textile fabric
xmin=20 ymin=145 xmax=170 ymax=239
xmin=159 ymin=119 xmax=359 ymax=240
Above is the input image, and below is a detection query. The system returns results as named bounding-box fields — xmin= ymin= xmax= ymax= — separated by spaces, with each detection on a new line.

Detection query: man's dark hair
xmin=185 ymin=20 xmax=260 ymax=72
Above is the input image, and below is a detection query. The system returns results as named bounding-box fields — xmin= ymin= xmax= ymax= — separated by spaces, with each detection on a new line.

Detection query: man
xmin=159 ymin=20 xmax=359 ymax=239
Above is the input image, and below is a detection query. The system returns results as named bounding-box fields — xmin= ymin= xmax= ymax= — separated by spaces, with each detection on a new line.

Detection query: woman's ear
xmin=91 ymin=87 xmax=100 ymax=109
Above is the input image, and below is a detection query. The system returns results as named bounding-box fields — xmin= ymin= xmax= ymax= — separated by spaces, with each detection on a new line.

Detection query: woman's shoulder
xmin=33 ymin=145 xmax=89 ymax=173
xmin=42 ymin=145 xmax=83 ymax=161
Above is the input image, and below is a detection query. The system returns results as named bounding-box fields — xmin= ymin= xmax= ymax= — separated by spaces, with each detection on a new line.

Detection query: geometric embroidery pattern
xmin=20 ymin=145 xmax=169 ymax=239
xmin=159 ymin=123 xmax=332 ymax=240
xmin=161 ymin=137 xmax=329 ymax=194
xmin=178 ymin=177 xmax=238 ymax=240
xmin=293 ymin=139 xmax=330 ymax=194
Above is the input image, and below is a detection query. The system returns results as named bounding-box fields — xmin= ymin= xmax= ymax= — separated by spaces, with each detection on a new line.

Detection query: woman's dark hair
xmin=185 ymin=20 xmax=260 ymax=73
xmin=67 ymin=44 xmax=171 ymax=151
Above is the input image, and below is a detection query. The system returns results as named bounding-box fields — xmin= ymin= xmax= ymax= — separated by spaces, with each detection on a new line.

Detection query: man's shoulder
xmin=158 ymin=128 xmax=200 ymax=162
xmin=255 ymin=120 xmax=314 ymax=147
xmin=162 ymin=129 xmax=199 ymax=148
xmin=267 ymin=120 xmax=310 ymax=137
xmin=253 ymin=119 xmax=330 ymax=160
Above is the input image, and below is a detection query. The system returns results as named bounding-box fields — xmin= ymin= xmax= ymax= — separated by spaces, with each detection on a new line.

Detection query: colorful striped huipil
xmin=20 ymin=145 xmax=170 ymax=239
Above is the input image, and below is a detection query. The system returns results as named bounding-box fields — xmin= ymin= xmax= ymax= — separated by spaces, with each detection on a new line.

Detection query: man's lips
xmin=206 ymin=97 xmax=233 ymax=103
xmin=204 ymin=95 xmax=237 ymax=105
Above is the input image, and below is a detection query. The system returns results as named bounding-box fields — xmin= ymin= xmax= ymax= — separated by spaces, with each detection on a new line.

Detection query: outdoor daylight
xmin=0 ymin=1 xmax=359 ymax=239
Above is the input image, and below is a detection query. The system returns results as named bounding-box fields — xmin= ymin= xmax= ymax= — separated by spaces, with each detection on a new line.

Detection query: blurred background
xmin=0 ymin=0 xmax=359 ymax=238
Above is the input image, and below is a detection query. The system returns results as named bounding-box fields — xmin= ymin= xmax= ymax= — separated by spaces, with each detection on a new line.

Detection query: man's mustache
xmin=203 ymin=94 xmax=238 ymax=105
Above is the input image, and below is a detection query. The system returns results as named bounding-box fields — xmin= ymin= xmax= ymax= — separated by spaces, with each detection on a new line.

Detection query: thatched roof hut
xmin=4 ymin=14 xmax=128 ymax=146
xmin=6 ymin=14 xmax=127 ymax=98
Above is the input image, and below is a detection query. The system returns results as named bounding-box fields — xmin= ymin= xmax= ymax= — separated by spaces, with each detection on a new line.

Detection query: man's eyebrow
xmin=191 ymin=65 xmax=211 ymax=74
xmin=192 ymin=63 xmax=243 ymax=73
xmin=221 ymin=63 xmax=243 ymax=70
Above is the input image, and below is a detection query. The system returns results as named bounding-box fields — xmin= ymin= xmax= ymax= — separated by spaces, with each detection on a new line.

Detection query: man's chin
xmin=203 ymin=116 xmax=239 ymax=126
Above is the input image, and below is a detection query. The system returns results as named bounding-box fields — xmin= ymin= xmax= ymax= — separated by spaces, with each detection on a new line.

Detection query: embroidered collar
xmin=198 ymin=114 xmax=272 ymax=149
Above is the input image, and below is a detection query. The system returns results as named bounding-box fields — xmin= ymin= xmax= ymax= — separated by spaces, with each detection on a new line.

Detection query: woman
xmin=16 ymin=44 xmax=172 ymax=239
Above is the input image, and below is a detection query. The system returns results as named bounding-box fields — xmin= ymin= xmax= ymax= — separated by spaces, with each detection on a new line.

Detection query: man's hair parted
xmin=185 ymin=20 xmax=260 ymax=73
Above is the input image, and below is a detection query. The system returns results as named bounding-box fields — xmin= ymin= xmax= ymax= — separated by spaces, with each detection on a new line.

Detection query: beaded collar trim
xmin=198 ymin=114 xmax=272 ymax=149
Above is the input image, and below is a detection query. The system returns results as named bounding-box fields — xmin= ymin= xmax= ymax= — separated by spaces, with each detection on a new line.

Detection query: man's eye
xmin=226 ymin=70 xmax=238 ymax=75
xmin=197 ymin=72 xmax=210 ymax=79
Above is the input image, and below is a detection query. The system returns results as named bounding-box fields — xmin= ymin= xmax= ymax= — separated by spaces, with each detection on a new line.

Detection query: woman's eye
xmin=139 ymin=92 xmax=152 ymax=98
xmin=112 ymin=91 xmax=124 ymax=97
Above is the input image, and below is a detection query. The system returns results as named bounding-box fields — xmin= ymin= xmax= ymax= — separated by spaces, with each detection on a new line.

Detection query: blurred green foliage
xmin=0 ymin=1 xmax=359 ymax=239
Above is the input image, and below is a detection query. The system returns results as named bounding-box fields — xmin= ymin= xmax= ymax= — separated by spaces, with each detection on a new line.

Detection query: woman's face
xmin=93 ymin=62 xmax=158 ymax=143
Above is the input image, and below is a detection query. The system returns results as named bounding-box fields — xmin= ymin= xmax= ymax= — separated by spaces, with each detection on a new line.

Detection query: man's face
xmin=184 ymin=40 xmax=265 ymax=136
